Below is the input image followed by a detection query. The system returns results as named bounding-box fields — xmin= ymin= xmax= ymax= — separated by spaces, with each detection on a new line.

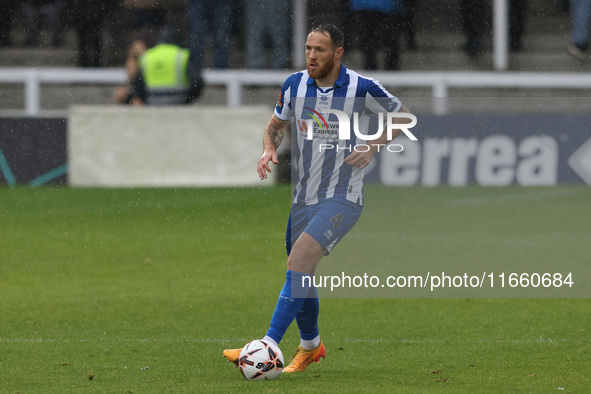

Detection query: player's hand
xmin=257 ymin=150 xmax=279 ymax=180
xmin=344 ymin=150 xmax=375 ymax=169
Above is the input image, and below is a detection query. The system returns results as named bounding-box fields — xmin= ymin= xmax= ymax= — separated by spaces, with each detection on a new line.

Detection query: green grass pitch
xmin=0 ymin=185 xmax=589 ymax=392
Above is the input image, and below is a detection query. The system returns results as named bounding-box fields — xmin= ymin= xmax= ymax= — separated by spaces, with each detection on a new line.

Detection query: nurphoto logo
xmin=297 ymin=107 xmax=418 ymax=153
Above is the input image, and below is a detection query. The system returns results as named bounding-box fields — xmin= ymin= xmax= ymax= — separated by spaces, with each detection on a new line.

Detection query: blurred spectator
xmin=22 ymin=0 xmax=64 ymax=47
xmin=245 ymin=0 xmax=291 ymax=69
xmin=402 ymin=0 xmax=418 ymax=50
xmin=114 ymin=28 xmax=159 ymax=104
xmin=561 ymin=0 xmax=570 ymax=12
xmin=124 ymin=0 xmax=167 ymax=31
xmin=349 ymin=0 xmax=405 ymax=70
xmin=0 ymin=0 xmax=18 ymax=47
xmin=186 ymin=0 xmax=233 ymax=70
xmin=131 ymin=26 xmax=204 ymax=106
xmin=568 ymin=0 xmax=591 ymax=60
xmin=459 ymin=0 xmax=484 ymax=57
xmin=509 ymin=0 xmax=527 ymax=52
xmin=70 ymin=0 xmax=117 ymax=67
xmin=461 ymin=0 xmax=526 ymax=56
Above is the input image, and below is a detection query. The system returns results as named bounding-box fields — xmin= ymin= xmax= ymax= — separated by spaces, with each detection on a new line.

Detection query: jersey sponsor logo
xmin=303 ymin=107 xmax=329 ymax=131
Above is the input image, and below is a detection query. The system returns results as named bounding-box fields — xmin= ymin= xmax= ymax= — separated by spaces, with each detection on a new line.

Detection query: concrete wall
xmin=68 ymin=106 xmax=274 ymax=187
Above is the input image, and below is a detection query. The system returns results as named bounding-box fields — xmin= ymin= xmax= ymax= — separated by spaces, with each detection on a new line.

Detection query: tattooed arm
xmin=257 ymin=115 xmax=290 ymax=180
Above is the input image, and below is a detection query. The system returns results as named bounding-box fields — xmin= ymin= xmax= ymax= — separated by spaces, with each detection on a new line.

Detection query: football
xmin=238 ymin=340 xmax=284 ymax=380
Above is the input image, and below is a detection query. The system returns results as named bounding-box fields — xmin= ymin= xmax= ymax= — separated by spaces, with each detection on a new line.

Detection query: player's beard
xmin=307 ymin=57 xmax=335 ymax=80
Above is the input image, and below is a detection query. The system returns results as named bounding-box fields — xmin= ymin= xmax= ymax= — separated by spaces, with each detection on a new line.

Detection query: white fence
xmin=2 ymin=67 xmax=591 ymax=116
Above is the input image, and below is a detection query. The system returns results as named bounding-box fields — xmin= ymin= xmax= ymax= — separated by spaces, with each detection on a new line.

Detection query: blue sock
xmin=296 ymin=286 xmax=319 ymax=341
xmin=265 ymin=270 xmax=309 ymax=345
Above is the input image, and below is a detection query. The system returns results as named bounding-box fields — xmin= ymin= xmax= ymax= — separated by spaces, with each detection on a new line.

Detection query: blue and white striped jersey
xmin=274 ymin=64 xmax=401 ymax=206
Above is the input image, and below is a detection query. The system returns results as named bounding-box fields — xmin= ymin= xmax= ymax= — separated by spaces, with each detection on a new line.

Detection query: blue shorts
xmin=285 ymin=199 xmax=363 ymax=255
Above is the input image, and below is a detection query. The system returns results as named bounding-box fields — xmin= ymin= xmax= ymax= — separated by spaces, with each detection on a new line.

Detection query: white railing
xmin=2 ymin=67 xmax=591 ymax=116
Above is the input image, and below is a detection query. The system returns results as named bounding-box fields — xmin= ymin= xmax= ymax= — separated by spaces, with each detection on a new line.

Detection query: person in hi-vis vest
xmin=131 ymin=26 xmax=203 ymax=105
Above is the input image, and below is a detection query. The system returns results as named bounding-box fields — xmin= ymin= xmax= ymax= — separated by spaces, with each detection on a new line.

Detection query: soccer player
xmin=224 ymin=23 xmax=412 ymax=373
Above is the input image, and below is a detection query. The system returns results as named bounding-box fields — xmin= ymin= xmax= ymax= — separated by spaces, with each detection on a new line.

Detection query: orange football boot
xmin=222 ymin=348 xmax=242 ymax=366
xmin=282 ymin=342 xmax=325 ymax=373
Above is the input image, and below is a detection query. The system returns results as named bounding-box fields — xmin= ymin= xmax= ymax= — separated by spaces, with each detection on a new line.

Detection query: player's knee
xmin=288 ymin=246 xmax=323 ymax=274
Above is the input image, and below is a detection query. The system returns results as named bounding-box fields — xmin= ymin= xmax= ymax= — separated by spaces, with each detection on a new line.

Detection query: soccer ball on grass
xmin=238 ymin=340 xmax=284 ymax=380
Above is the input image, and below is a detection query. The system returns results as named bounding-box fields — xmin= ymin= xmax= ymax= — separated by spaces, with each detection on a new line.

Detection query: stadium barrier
xmin=67 ymin=109 xmax=591 ymax=188
xmin=68 ymin=105 xmax=273 ymax=187
xmin=3 ymin=68 xmax=591 ymax=115
xmin=2 ymin=109 xmax=590 ymax=186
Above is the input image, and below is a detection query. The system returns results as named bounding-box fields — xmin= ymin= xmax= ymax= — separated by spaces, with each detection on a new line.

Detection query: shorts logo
xmin=330 ymin=213 xmax=344 ymax=230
